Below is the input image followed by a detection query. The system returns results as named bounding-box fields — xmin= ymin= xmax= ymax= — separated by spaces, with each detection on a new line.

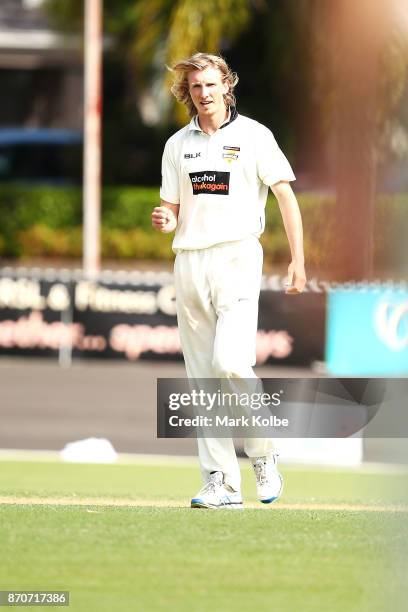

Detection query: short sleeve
xmin=256 ymin=125 xmax=296 ymax=187
xmin=159 ymin=140 xmax=180 ymax=204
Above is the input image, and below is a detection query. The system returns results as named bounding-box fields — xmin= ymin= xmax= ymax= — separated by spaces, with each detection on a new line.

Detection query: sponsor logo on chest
xmin=189 ymin=171 xmax=230 ymax=195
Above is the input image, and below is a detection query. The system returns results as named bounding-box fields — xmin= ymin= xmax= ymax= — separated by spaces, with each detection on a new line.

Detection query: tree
xmin=45 ymin=0 xmax=256 ymax=125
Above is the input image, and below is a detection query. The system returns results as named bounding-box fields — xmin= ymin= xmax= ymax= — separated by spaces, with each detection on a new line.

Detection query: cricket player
xmin=152 ymin=53 xmax=306 ymax=509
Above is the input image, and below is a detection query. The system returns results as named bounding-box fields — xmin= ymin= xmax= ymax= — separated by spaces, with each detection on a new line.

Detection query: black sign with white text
xmin=0 ymin=269 xmax=325 ymax=364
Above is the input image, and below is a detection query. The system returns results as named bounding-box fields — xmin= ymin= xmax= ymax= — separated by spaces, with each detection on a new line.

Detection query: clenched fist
xmin=151 ymin=206 xmax=177 ymax=233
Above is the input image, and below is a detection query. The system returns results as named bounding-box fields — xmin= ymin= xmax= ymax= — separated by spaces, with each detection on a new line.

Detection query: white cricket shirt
xmin=160 ymin=108 xmax=296 ymax=251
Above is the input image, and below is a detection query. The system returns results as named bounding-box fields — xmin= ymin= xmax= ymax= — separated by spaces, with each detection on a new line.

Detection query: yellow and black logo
xmin=222 ymin=145 xmax=240 ymax=163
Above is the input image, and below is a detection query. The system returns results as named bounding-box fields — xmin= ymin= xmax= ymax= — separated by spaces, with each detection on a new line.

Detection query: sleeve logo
xmin=189 ymin=171 xmax=230 ymax=195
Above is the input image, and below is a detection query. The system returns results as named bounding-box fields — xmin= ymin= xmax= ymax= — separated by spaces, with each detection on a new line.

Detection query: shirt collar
xmin=188 ymin=107 xmax=236 ymax=132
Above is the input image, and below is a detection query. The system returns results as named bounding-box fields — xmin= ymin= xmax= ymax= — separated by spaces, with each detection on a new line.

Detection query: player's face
xmin=188 ymin=67 xmax=229 ymax=117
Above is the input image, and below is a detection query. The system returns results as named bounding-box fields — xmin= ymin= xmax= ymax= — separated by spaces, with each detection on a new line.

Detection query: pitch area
xmin=0 ymin=458 xmax=407 ymax=612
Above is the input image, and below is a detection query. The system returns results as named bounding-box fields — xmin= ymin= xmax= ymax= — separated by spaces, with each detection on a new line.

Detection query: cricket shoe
xmin=191 ymin=471 xmax=243 ymax=509
xmin=252 ymin=454 xmax=283 ymax=504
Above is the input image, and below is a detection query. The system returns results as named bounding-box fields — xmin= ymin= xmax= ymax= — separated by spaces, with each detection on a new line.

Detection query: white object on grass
xmin=60 ymin=437 xmax=118 ymax=464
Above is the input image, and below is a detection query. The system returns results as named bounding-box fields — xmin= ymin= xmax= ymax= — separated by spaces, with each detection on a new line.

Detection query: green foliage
xmin=45 ymin=0 xmax=256 ymax=126
xmin=44 ymin=0 xmax=142 ymax=37
xmin=0 ymin=187 xmax=82 ymax=256
xmin=0 ymin=186 xmax=406 ymax=267
xmin=43 ymin=0 xmax=83 ymax=31
xmin=264 ymin=192 xmax=337 ymax=266
xmin=17 ymin=225 xmax=83 ymax=258
xmin=102 ymin=187 xmax=158 ymax=229
xmin=0 ymin=185 xmax=171 ymax=259
xmin=102 ymin=227 xmax=173 ymax=260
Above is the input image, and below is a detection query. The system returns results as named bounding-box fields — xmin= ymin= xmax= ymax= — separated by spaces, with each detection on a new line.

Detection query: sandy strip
xmin=0 ymin=496 xmax=407 ymax=512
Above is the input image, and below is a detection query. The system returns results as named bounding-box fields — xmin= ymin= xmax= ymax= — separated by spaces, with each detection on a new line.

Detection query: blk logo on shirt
xmin=184 ymin=152 xmax=201 ymax=159
xmin=189 ymin=171 xmax=230 ymax=195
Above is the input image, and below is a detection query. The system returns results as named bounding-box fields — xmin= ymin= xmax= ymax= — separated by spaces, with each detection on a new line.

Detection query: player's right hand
xmin=151 ymin=206 xmax=177 ymax=233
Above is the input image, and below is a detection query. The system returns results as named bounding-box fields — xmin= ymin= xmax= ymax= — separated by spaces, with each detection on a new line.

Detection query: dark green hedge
xmin=0 ymin=186 xmax=406 ymax=266
xmin=0 ymin=186 xmax=156 ymax=256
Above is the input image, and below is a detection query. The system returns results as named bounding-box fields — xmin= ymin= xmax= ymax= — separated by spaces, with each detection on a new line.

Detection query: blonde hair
xmin=170 ymin=53 xmax=238 ymax=118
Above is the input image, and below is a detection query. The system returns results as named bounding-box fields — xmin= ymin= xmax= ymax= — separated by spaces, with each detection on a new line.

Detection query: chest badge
xmin=222 ymin=145 xmax=240 ymax=163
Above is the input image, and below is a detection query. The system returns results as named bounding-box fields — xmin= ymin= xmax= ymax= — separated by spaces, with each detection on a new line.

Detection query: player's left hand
xmin=285 ymin=260 xmax=306 ymax=294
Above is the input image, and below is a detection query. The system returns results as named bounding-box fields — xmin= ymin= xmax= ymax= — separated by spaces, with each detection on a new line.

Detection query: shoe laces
xmin=254 ymin=454 xmax=278 ymax=485
xmin=201 ymin=472 xmax=224 ymax=495
xmin=254 ymin=458 xmax=268 ymax=485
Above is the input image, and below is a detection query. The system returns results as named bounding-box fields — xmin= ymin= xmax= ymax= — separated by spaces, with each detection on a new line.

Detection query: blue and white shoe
xmin=191 ymin=471 xmax=243 ymax=509
xmin=252 ymin=454 xmax=283 ymax=504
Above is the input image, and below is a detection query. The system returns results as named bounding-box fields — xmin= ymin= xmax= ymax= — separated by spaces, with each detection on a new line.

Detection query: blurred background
xmin=0 ymin=0 xmax=407 ymax=466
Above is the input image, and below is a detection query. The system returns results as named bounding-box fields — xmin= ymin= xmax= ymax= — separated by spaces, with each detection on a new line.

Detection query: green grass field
xmin=0 ymin=457 xmax=407 ymax=612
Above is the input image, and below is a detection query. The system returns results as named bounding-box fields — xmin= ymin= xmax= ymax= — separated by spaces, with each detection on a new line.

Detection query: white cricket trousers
xmin=174 ymin=236 xmax=275 ymax=492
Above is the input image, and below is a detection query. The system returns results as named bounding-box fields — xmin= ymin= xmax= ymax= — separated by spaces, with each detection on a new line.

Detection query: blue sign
xmin=326 ymin=288 xmax=408 ymax=375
